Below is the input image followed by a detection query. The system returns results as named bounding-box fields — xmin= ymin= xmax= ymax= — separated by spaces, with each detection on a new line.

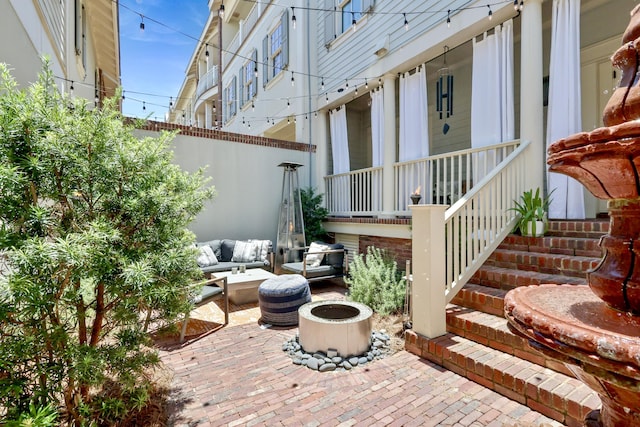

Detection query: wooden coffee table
xmin=212 ymin=268 xmax=277 ymax=305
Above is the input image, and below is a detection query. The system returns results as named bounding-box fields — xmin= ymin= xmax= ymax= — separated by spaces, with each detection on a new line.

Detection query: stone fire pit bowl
xmin=298 ymin=300 xmax=372 ymax=357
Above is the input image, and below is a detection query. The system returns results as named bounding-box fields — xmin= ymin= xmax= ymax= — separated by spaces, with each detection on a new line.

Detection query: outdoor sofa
xmin=280 ymin=242 xmax=348 ymax=282
xmin=196 ymin=239 xmax=274 ymax=276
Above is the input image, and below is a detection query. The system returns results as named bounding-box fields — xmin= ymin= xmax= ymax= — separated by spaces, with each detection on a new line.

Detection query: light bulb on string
xmin=321 ymin=77 xmax=325 ymax=91
xmin=325 ymin=93 xmax=329 ymax=104
xmin=345 ymin=80 xmax=349 ymax=89
xmin=287 ymin=98 xmax=290 ymax=108
xmin=205 ymin=43 xmax=209 ymax=57
xmin=252 ymin=101 xmax=255 ymax=112
xmin=142 ymin=101 xmax=146 ymax=111
xmin=70 ymin=81 xmax=74 ymax=96
xmin=291 ymin=72 xmax=295 ymax=86
xmin=404 ymin=13 xmax=409 ymax=31
xmin=355 ymin=85 xmax=358 ymax=95
xmin=513 ymin=0 xmax=518 ymax=10
xmin=254 ymin=62 xmax=258 ymax=78
xmin=378 ymin=77 xmax=382 ymax=87
xmin=487 ymin=5 xmax=492 ymax=20
xmin=447 ymin=10 xmax=451 ymax=28
xmin=314 ymin=111 xmax=318 ymax=118
xmin=122 ymin=90 xmax=125 ymax=100
xmin=292 ymin=7 xmax=296 ymax=30
xmin=365 ymin=78 xmax=368 ymax=89
xmin=139 ymin=15 xmax=145 ymax=32
xmin=169 ymin=96 xmax=173 ymax=107
xmin=519 ymin=0 xmax=524 ymax=10
xmin=287 ymin=116 xmax=290 ymax=124
xmin=352 ymin=12 xmax=357 ymax=32
xmin=219 ymin=1 xmax=225 ymax=18
xmin=294 ymin=116 xmax=297 ymax=124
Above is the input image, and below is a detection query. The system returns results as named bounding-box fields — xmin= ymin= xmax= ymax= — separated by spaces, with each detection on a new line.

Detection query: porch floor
xmin=157 ymin=280 xmax=564 ymax=426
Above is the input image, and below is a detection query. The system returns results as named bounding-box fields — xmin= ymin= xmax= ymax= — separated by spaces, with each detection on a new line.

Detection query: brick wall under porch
xmin=357 ymin=235 xmax=412 ymax=272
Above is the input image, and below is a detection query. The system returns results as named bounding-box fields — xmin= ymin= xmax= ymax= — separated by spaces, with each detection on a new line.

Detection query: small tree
xmin=300 ymin=187 xmax=328 ymax=245
xmin=0 ymin=64 xmax=214 ymax=424
xmin=345 ymin=246 xmax=406 ymax=315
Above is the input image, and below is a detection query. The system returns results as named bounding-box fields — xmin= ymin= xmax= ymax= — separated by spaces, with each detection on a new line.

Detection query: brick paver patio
xmin=157 ymin=282 xmax=563 ymax=426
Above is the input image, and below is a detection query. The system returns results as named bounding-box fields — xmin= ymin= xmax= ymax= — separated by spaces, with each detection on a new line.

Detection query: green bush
xmin=300 ymin=187 xmax=328 ymax=245
xmin=345 ymin=246 xmax=406 ymax=315
xmin=0 ymin=63 xmax=213 ymax=424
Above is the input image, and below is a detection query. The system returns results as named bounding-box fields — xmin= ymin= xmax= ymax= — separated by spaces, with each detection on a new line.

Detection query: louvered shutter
xmin=252 ymin=49 xmax=258 ymax=97
xmin=324 ymin=0 xmax=335 ymax=45
xmin=262 ymin=36 xmax=269 ymax=86
xmin=238 ymin=68 xmax=244 ymax=107
xmin=231 ymin=76 xmax=237 ymax=116
xmin=281 ymin=9 xmax=289 ymax=69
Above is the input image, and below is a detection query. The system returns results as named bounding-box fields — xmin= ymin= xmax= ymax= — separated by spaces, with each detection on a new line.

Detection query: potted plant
xmin=510 ymin=188 xmax=553 ymax=237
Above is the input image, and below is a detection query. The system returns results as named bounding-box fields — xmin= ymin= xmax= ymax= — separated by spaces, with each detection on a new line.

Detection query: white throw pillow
xmin=232 ymin=240 xmax=258 ymax=263
xmin=197 ymin=245 xmax=218 ymax=267
xmin=249 ymin=239 xmax=271 ymax=263
xmin=305 ymin=242 xmax=331 ymax=267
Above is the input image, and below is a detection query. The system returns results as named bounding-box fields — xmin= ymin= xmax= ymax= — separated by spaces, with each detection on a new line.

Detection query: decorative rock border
xmin=282 ymin=330 xmax=392 ymax=372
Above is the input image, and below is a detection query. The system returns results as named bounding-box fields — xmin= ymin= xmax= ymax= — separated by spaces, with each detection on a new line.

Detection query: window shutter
xmin=281 ymin=9 xmax=289 ymax=69
xmin=74 ymin=0 xmax=82 ymax=55
xmin=262 ymin=36 xmax=269 ymax=87
xmin=323 ymin=0 xmax=335 ymax=45
xmin=238 ymin=68 xmax=244 ymax=107
xmin=222 ymin=87 xmax=227 ymax=123
xmin=252 ymin=49 xmax=258 ymax=96
xmin=232 ymin=76 xmax=237 ymax=116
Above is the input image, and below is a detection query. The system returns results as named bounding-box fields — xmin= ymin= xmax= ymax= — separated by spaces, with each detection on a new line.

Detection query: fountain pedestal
xmin=505 ymin=6 xmax=640 ymax=426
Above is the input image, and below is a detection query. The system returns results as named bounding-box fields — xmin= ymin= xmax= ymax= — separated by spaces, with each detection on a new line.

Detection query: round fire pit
xmin=298 ymin=300 xmax=372 ymax=357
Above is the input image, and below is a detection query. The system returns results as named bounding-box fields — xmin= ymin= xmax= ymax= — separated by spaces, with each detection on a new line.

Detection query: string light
xmin=365 ymin=78 xmax=368 ymax=89
xmin=314 ymin=111 xmax=318 ymax=118
xmin=519 ymin=0 xmax=524 ymax=10
xmin=70 ymin=81 xmax=74 ymax=95
xmin=205 ymin=43 xmax=209 ymax=57
xmin=355 ymin=85 xmax=358 ymax=95
xmin=378 ymin=78 xmax=382 ymax=87
xmin=513 ymin=0 xmax=518 ymax=10
xmin=122 ymin=90 xmax=125 ymax=100
xmin=345 ymin=80 xmax=349 ymax=88
xmin=287 ymin=98 xmax=290 ymax=108
xmin=487 ymin=5 xmax=493 ymax=20
xmin=142 ymin=101 xmax=146 ymax=111
xmin=321 ymin=77 xmax=325 ymax=91
xmin=252 ymin=101 xmax=255 ymax=111
xmin=404 ymin=13 xmax=409 ymax=31
xmin=169 ymin=96 xmax=173 ymax=107
xmin=254 ymin=62 xmax=258 ymax=77
xmin=325 ymin=93 xmax=329 ymax=104
xmin=139 ymin=15 xmax=145 ymax=32
xmin=219 ymin=1 xmax=225 ymax=18
xmin=291 ymin=72 xmax=295 ymax=86
xmin=291 ymin=7 xmax=296 ymax=30
xmin=352 ymin=12 xmax=357 ymax=32
xmin=447 ymin=10 xmax=451 ymax=28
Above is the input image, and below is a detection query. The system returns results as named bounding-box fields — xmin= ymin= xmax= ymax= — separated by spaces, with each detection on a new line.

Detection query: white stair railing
xmin=324 ymin=166 xmax=383 ymax=216
xmin=410 ymin=140 xmax=532 ymax=338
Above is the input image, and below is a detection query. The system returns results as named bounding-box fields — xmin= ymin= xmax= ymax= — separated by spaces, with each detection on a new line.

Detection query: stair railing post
xmin=410 ymin=205 xmax=448 ymax=338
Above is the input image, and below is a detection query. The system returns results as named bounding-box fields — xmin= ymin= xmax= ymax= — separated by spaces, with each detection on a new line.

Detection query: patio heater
xmin=275 ymin=162 xmax=306 ymax=268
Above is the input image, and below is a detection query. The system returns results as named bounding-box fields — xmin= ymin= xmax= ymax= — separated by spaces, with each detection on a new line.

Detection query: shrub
xmin=300 ymin=187 xmax=329 ymax=245
xmin=0 ymin=63 xmax=214 ymax=424
xmin=345 ymin=246 xmax=406 ymax=315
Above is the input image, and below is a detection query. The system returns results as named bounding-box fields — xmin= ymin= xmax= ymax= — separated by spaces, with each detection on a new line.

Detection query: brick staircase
xmin=405 ymin=219 xmax=609 ymax=427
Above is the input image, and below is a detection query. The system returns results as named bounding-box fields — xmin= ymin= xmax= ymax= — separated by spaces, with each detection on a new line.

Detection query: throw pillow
xmin=196 ymin=245 xmax=218 ymax=267
xmin=220 ymin=239 xmax=236 ymax=262
xmin=305 ymin=242 xmax=331 ymax=267
xmin=232 ymin=240 xmax=258 ymax=263
xmin=249 ymin=239 xmax=271 ymax=263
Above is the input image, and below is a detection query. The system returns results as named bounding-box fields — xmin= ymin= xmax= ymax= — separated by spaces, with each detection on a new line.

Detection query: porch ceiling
xmin=86 ymin=0 xmax=120 ymax=98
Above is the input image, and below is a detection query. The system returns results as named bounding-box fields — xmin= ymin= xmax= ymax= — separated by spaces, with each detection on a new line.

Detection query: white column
xmin=205 ymin=102 xmax=212 ymax=129
xmin=381 ymin=74 xmax=397 ymax=218
xmin=410 ymin=205 xmax=448 ymax=338
xmin=520 ymin=0 xmax=544 ymax=192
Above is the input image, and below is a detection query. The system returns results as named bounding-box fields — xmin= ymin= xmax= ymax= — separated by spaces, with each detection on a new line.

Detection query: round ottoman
xmin=258 ymin=274 xmax=311 ymax=326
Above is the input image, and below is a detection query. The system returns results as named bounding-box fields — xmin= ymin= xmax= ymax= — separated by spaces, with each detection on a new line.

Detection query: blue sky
xmin=119 ymin=0 xmax=209 ymax=120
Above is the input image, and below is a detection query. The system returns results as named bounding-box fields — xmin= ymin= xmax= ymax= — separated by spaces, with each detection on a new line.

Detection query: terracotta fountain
xmin=504 ymin=6 xmax=640 ymax=427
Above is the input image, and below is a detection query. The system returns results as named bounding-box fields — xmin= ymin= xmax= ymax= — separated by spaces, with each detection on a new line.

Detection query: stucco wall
xmin=133 ymin=121 xmax=316 ymax=245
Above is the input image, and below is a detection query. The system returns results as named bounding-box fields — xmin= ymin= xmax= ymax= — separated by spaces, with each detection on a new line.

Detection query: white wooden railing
xmin=324 ymin=167 xmax=383 ymax=216
xmin=410 ymin=140 xmax=532 ymax=338
xmin=395 ymin=141 xmax=522 ymax=215
xmin=196 ymin=66 xmax=218 ymax=98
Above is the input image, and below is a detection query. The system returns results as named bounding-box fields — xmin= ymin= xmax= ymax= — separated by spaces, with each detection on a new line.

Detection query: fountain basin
xmin=298 ymin=300 xmax=372 ymax=357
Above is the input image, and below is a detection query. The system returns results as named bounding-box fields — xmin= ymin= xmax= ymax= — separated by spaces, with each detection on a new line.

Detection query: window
xmin=240 ymin=50 xmax=258 ymax=108
xmin=341 ymin=0 xmax=362 ymax=33
xmin=224 ymin=77 xmax=237 ymax=123
xmin=262 ymin=11 xmax=289 ymax=87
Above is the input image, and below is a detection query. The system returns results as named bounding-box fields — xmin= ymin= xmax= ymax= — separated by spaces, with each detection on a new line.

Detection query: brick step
xmin=546 ymin=219 xmax=609 ymax=239
xmin=500 ymin=235 xmax=604 ymax=258
xmin=471 ymin=265 xmax=587 ymax=290
xmin=484 ymin=249 xmax=600 ymax=279
xmin=445 ymin=303 xmax=574 ymax=378
xmin=450 ymin=283 xmax=508 ymax=317
xmin=405 ymin=332 xmax=601 ymax=427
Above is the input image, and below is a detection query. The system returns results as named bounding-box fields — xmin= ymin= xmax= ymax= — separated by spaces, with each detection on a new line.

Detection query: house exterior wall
xmin=0 ymin=0 xmax=119 ymax=103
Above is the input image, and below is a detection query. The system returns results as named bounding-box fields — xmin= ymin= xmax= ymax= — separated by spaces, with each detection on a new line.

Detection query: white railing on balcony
xmin=223 ymin=33 xmax=241 ymax=68
xmin=410 ymin=140 xmax=532 ymax=338
xmin=196 ymin=66 xmax=219 ymax=99
xmin=394 ymin=140 xmax=522 ymax=214
xmin=221 ymin=1 xmax=272 ymax=69
xmin=324 ymin=167 xmax=383 ymax=216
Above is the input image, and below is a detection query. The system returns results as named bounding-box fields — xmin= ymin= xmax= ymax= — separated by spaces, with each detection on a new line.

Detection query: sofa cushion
xmin=196 ymin=245 xmax=218 ymax=267
xmin=280 ymin=262 xmax=342 ymax=279
xmin=306 ymin=242 xmax=331 ymax=267
xmin=201 ymin=260 xmax=266 ymax=274
xmin=220 ymin=239 xmax=236 ymax=262
xmin=232 ymin=240 xmax=258 ymax=262
xmin=196 ymin=240 xmax=222 ymax=259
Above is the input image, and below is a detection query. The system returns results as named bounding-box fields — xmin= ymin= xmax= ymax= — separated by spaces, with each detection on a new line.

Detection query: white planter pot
xmin=524 ymin=220 xmax=545 ymax=237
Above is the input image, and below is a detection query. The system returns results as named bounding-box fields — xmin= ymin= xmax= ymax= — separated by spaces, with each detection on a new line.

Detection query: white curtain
xmin=471 ymin=20 xmax=515 ymax=182
xmin=399 ymin=66 xmax=429 ymax=162
xmin=546 ymin=0 xmax=585 ymax=219
xmin=370 ymin=88 xmax=384 ymax=167
xmin=329 ymin=106 xmax=349 ymax=174
xmin=329 ymin=106 xmax=350 ymax=213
